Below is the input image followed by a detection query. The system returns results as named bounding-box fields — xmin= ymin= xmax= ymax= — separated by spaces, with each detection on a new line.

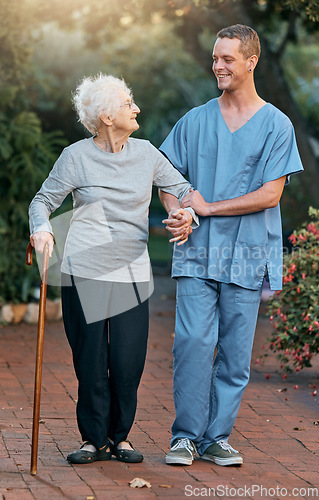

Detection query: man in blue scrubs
xmin=159 ymin=24 xmax=303 ymax=466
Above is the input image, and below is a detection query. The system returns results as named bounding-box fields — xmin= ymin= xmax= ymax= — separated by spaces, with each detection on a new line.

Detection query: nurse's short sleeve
xmin=159 ymin=116 xmax=188 ymax=176
xmin=263 ymin=120 xmax=303 ymax=185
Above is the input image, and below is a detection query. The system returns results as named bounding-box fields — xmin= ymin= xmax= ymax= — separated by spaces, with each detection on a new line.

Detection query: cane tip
xmin=30 ymin=469 xmax=37 ymax=476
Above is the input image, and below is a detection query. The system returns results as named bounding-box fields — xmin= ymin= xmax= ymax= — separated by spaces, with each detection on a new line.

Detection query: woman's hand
xmin=181 ymin=189 xmax=209 ymax=216
xmin=30 ymin=231 xmax=54 ymax=257
xmin=162 ymin=209 xmax=193 ymax=246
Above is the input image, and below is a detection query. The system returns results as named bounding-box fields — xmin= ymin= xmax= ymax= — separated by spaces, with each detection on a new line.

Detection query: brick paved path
xmin=0 ymin=277 xmax=318 ymax=499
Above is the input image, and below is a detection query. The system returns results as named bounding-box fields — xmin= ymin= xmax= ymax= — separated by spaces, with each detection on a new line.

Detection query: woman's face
xmin=111 ymin=90 xmax=140 ymax=135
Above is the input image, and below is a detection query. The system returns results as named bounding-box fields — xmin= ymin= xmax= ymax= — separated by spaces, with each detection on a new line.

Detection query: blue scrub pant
xmin=172 ymin=277 xmax=262 ymax=455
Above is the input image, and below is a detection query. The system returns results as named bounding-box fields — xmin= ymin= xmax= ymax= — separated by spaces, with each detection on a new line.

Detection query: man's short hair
xmin=217 ymin=24 xmax=261 ymax=59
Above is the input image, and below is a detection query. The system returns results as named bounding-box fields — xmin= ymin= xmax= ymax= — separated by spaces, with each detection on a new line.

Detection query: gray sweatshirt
xmin=29 ymin=137 xmax=195 ymax=282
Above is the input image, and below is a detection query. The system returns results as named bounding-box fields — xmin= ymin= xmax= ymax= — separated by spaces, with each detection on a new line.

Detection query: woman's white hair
xmin=72 ymin=73 xmax=132 ymax=134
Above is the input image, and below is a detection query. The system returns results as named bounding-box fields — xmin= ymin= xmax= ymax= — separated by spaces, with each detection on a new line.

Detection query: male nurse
xmin=159 ymin=24 xmax=303 ymax=466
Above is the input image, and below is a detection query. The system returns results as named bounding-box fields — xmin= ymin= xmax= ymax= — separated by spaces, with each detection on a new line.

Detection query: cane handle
xmin=26 ymin=242 xmax=33 ymax=266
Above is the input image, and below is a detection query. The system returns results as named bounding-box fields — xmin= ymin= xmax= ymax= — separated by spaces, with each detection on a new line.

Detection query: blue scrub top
xmin=160 ymin=98 xmax=304 ymax=290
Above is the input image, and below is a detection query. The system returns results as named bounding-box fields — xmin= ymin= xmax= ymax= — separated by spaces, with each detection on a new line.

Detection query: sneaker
xmin=166 ymin=438 xmax=197 ymax=466
xmin=201 ymin=440 xmax=243 ymax=466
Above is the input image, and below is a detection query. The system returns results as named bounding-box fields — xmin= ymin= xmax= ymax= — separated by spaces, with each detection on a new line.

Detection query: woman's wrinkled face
xmin=111 ymin=90 xmax=140 ymax=134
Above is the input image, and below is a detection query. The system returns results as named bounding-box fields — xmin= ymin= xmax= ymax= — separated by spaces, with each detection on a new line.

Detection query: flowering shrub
xmin=267 ymin=207 xmax=319 ymax=373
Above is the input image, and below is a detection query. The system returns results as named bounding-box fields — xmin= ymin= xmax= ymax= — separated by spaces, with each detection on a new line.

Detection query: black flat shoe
xmin=67 ymin=442 xmax=112 ymax=464
xmin=112 ymin=441 xmax=143 ymax=463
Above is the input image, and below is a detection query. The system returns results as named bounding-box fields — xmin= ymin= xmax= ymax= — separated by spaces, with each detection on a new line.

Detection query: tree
xmin=30 ymin=19 xmax=214 ymax=146
xmin=162 ymin=0 xmax=319 ymax=226
xmin=0 ymin=0 xmax=66 ymax=303
xmin=34 ymin=0 xmax=318 ymax=226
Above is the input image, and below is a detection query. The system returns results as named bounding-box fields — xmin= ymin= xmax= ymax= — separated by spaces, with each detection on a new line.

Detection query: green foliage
xmin=1 ymin=0 xmax=318 ymax=305
xmin=0 ymin=0 xmax=67 ymax=304
xmin=282 ymin=42 xmax=319 ymax=133
xmin=193 ymin=0 xmax=319 ymax=23
xmin=0 ymin=107 xmax=66 ymax=303
xmin=267 ymin=207 xmax=319 ymax=373
xmin=99 ymin=20 xmax=214 ymax=145
xmin=31 ymin=20 xmax=214 ymax=146
xmin=276 ymin=0 xmax=319 ymax=23
xmin=0 ymin=0 xmax=33 ymax=85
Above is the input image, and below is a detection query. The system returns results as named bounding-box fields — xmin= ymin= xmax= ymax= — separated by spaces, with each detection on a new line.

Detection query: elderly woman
xmin=29 ymin=74 xmax=195 ymax=464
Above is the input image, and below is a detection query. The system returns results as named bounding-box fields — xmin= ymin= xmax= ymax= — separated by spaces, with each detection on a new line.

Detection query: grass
xmin=148 ymin=233 xmax=173 ymax=263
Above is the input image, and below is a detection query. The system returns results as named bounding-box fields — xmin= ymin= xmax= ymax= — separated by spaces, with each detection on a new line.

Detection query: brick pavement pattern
xmin=0 ymin=277 xmax=318 ymax=499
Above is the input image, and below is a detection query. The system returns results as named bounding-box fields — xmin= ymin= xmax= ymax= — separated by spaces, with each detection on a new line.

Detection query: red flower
xmin=307 ymin=223 xmax=316 ymax=233
xmin=283 ymin=275 xmax=294 ymax=284
xmin=288 ymin=234 xmax=297 ymax=245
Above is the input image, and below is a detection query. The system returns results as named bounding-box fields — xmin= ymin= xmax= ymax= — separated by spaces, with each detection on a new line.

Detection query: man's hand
xmin=181 ymin=189 xmax=209 ymax=216
xmin=30 ymin=231 xmax=54 ymax=257
xmin=162 ymin=208 xmax=193 ymax=246
xmin=181 ymin=176 xmax=287 ymax=217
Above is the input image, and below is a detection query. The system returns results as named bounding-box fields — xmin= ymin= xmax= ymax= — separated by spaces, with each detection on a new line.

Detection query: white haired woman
xmin=29 ymin=74 xmax=195 ymax=464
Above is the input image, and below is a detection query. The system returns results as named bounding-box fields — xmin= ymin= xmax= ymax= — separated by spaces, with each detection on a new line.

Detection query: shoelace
xmin=216 ymin=440 xmax=239 ymax=454
xmin=172 ymin=438 xmax=196 ymax=454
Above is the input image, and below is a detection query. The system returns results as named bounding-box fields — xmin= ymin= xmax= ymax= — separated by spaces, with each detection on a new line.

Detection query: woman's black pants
xmin=61 ymin=275 xmax=149 ymax=449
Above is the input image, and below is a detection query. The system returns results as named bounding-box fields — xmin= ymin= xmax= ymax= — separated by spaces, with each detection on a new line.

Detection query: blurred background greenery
xmin=0 ymin=0 xmax=318 ymax=303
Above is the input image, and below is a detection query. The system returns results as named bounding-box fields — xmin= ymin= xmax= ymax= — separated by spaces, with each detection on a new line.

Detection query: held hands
xmin=30 ymin=231 xmax=54 ymax=257
xmin=162 ymin=209 xmax=193 ymax=246
xmin=181 ymin=189 xmax=209 ymax=216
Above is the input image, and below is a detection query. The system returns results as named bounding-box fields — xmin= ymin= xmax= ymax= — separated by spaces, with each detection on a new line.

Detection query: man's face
xmin=212 ymin=37 xmax=250 ymax=92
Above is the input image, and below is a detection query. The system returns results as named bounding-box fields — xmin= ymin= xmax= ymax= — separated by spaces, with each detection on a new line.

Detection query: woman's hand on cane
xmin=30 ymin=231 xmax=54 ymax=257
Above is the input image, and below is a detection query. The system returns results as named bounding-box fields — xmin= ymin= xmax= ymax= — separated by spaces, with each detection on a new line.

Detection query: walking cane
xmin=26 ymin=241 xmax=50 ymax=476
